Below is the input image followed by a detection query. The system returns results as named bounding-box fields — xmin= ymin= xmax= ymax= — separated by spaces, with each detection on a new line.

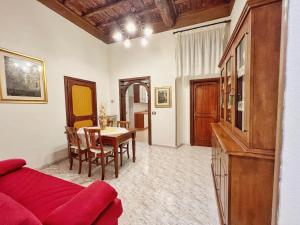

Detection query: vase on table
xmin=99 ymin=117 xmax=107 ymax=129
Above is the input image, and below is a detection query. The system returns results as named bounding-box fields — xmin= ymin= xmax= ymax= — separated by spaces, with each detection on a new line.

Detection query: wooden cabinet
xmin=212 ymin=133 xmax=229 ymax=223
xmin=219 ymin=0 xmax=282 ymax=151
xmin=212 ymin=125 xmax=275 ymax=225
xmin=134 ymin=111 xmax=148 ymax=129
xmin=212 ymin=1 xmax=281 ymax=225
xmin=133 ymin=84 xmax=140 ymax=103
xmin=134 ymin=84 xmax=148 ymax=103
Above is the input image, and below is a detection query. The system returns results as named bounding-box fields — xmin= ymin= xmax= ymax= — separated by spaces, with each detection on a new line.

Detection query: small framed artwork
xmin=155 ymin=86 xmax=172 ymax=108
xmin=0 ymin=48 xmax=47 ymax=103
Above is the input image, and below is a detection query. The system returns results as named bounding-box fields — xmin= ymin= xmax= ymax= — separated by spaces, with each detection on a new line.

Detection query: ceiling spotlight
xmin=126 ymin=21 xmax=137 ymax=34
xmin=112 ymin=31 xmax=123 ymax=42
xmin=124 ymin=39 xmax=132 ymax=48
xmin=141 ymin=37 xmax=148 ymax=47
xmin=144 ymin=26 xmax=153 ymax=37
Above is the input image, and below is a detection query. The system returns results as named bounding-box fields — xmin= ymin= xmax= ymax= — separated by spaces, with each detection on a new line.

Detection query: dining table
xmin=77 ymin=126 xmax=136 ymax=178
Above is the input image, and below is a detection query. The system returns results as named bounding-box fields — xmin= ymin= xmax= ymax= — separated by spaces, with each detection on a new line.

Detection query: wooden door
xmin=191 ymin=79 xmax=219 ymax=146
xmin=133 ymin=84 xmax=140 ymax=103
xmin=64 ymin=76 xmax=97 ymax=129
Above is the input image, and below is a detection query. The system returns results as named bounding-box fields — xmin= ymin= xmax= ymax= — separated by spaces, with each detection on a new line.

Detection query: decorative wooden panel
xmin=64 ymin=76 xmax=97 ymax=129
xmin=72 ymin=85 xmax=93 ymax=116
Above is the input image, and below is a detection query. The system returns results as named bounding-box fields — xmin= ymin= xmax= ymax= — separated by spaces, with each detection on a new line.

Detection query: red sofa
xmin=0 ymin=159 xmax=123 ymax=225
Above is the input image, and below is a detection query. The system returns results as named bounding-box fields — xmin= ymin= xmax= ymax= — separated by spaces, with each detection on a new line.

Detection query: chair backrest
xmin=117 ymin=121 xmax=130 ymax=129
xmin=84 ymin=128 xmax=103 ymax=151
xmin=65 ymin=126 xmax=81 ymax=149
xmin=107 ymin=119 xmax=114 ymax=127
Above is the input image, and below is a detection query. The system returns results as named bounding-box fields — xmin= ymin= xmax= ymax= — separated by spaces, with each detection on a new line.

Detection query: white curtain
xmin=175 ymin=23 xmax=229 ymax=146
xmin=175 ymin=23 xmax=228 ymax=77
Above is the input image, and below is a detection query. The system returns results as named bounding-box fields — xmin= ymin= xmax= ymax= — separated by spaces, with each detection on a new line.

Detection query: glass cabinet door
xmin=226 ymin=58 xmax=233 ymax=123
xmin=221 ymin=69 xmax=225 ymax=120
xmin=235 ymin=35 xmax=248 ymax=132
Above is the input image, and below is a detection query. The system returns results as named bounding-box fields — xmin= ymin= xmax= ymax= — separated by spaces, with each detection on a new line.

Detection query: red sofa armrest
xmin=43 ymin=180 xmax=118 ymax=225
xmin=0 ymin=159 xmax=26 ymax=176
xmin=0 ymin=192 xmax=42 ymax=225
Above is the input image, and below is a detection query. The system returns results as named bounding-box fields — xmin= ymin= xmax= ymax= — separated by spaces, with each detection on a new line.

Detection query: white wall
xmin=0 ymin=0 xmax=110 ymax=168
xmin=108 ymin=31 xmax=177 ymax=147
xmin=133 ymin=103 xmax=148 ymax=113
xmin=229 ymin=0 xmax=246 ymax=34
xmin=277 ymin=0 xmax=300 ymax=224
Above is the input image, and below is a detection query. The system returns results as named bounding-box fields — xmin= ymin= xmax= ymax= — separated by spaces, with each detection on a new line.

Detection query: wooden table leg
xmin=132 ymin=133 xmax=136 ymax=162
xmin=113 ymin=142 xmax=119 ymax=178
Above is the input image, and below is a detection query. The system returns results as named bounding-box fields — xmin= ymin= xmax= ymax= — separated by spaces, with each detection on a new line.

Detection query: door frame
xmin=64 ymin=76 xmax=97 ymax=127
xmin=119 ymin=76 xmax=152 ymax=145
xmin=190 ymin=78 xmax=220 ymax=146
xmin=271 ymin=0 xmax=288 ymax=223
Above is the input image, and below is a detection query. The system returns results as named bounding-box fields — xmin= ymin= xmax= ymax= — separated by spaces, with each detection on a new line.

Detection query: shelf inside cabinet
xmin=226 ymin=57 xmax=233 ymax=123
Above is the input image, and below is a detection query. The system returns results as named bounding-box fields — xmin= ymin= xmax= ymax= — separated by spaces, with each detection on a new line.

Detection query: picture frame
xmin=155 ymin=86 xmax=172 ymax=108
xmin=0 ymin=48 xmax=47 ymax=103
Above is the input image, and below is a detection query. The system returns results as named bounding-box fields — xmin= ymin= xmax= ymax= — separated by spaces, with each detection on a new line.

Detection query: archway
xmin=119 ymin=76 xmax=152 ymax=145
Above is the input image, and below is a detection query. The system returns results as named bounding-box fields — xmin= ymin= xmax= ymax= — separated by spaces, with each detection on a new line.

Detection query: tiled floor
xmin=135 ymin=129 xmax=148 ymax=142
xmin=41 ymin=142 xmax=219 ymax=225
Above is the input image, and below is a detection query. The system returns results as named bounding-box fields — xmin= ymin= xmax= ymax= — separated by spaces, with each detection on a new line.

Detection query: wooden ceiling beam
xmin=106 ymin=1 xmax=232 ymax=43
xmin=154 ymin=0 xmax=177 ymax=28
xmin=174 ymin=2 xmax=232 ymax=28
xmin=37 ymin=0 xmax=109 ymax=43
xmin=83 ymin=0 xmax=128 ymax=18
xmin=98 ymin=5 xmax=157 ymax=28
xmin=132 ymin=0 xmax=145 ymax=9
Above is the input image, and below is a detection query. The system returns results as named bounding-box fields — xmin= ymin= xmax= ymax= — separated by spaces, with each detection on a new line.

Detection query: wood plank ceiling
xmin=38 ymin=0 xmax=235 ymax=43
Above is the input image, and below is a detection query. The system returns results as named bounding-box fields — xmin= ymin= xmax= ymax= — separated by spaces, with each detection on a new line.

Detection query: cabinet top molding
xmin=219 ymin=0 xmax=282 ymax=67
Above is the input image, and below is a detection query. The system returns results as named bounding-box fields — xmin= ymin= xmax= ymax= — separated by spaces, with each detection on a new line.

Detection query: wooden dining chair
xmin=65 ymin=126 xmax=87 ymax=174
xmin=117 ymin=121 xmax=130 ymax=166
xmin=84 ymin=128 xmax=115 ymax=180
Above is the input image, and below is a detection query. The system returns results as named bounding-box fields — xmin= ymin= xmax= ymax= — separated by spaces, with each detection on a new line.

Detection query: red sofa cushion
xmin=0 ymin=159 xmax=123 ymax=225
xmin=0 ymin=158 xmax=26 ymax=176
xmin=0 ymin=192 xmax=42 ymax=225
xmin=0 ymin=167 xmax=84 ymax=222
xmin=44 ymin=180 xmax=118 ymax=225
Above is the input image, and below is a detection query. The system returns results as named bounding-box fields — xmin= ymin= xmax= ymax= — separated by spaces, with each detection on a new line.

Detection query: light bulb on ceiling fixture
xmin=126 ymin=21 xmax=137 ymax=34
xmin=143 ymin=26 xmax=153 ymax=37
xmin=141 ymin=37 xmax=148 ymax=47
xmin=124 ymin=39 xmax=132 ymax=48
xmin=112 ymin=31 xmax=123 ymax=42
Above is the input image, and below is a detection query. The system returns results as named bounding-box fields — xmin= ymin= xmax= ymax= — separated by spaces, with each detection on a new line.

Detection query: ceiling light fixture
xmin=112 ymin=31 xmax=123 ymax=42
xmin=126 ymin=21 xmax=137 ymax=34
xmin=141 ymin=37 xmax=148 ymax=47
xmin=110 ymin=4 xmax=153 ymax=47
xmin=124 ymin=39 xmax=132 ymax=48
xmin=144 ymin=26 xmax=153 ymax=37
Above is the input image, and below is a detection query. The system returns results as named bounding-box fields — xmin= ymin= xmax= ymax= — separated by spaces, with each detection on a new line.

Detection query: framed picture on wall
xmin=155 ymin=86 xmax=172 ymax=108
xmin=0 ymin=48 xmax=47 ymax=103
